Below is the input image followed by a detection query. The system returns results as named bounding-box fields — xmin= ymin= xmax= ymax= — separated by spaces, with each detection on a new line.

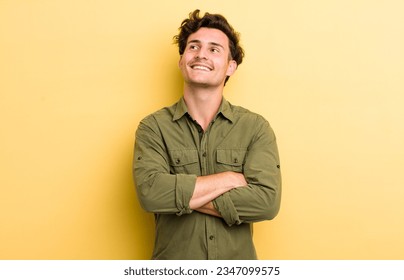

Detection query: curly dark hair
xmin=173 ymin=10 xmax=245 ymax=85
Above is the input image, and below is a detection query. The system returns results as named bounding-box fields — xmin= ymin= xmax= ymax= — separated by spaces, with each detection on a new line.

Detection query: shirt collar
xmin=218 ymin=97 xmax=235 ymax=123
xmin=172 ymin=96 xmax=235 ymax=123
xmin=172 ymin=97 xmax=189 ymax=121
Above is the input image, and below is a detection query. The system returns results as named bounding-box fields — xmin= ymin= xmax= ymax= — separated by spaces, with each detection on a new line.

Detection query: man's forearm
xmin=189 ymin=171 xmax=247 ymax=210
xmin=195 ymin=202 xmax=222 ymax=217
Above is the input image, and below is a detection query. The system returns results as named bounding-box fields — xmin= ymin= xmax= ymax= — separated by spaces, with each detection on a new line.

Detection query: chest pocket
xmin=168 ymin=149 xmax=200 ymax=175
xmin=216 ymin=149 xmax=247 ymax=173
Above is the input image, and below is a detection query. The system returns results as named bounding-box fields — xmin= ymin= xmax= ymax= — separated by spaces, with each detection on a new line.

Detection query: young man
xmin=133 ymin=10 xmax=281 ymax=260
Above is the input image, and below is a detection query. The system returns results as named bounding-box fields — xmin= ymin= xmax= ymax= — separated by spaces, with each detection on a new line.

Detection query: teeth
xmin=192 ymin=65 xmax=210 ymax=71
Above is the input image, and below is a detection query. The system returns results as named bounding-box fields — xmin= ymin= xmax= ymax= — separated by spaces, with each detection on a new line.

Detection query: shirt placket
xmin=200 ymin=123 xmax=218 ymax=260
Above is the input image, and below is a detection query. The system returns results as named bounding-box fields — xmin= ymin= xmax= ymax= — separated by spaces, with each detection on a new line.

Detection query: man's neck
xmin=183 ymin=85 xmax=223 ymax=131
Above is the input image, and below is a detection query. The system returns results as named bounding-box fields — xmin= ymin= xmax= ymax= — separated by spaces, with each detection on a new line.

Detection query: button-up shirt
xmin=133 ymin=97 xmax=281 ymax=259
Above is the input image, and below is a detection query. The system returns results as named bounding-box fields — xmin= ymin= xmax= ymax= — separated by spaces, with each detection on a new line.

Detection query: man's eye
xmin=189 ymin=45 xmax=198 ymax=50
xmin=211 ymin=48 xmax=220 ymax=53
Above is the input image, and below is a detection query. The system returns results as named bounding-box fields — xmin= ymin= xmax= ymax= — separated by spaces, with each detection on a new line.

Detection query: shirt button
xmin=175 ymin=159 xmax=181 ymax=164
xmin=234 ymin=158 xmax=238 ymax=163
xmin=209 ymin=235 xmax=214 ymax=240
xmin=202 ymin=152 xmax=207 ymax=157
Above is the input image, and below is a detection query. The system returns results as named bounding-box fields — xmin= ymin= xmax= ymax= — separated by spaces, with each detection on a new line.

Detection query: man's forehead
xmin=187 ymin=27 xmax=229 ymax=47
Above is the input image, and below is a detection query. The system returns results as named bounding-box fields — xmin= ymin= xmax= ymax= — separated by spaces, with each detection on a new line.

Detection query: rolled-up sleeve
xmin=133 ymin=118 xmax=196 ymax=215
xmin=213 ymin=192 xmax=241 ymax=226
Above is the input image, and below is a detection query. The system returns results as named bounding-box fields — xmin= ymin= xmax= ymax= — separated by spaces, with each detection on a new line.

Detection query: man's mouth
xmin=190 ymin=64 xmax=212 ymax=71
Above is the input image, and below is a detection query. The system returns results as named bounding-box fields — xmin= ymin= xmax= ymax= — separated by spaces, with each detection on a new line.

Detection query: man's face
xmin=179 ymin=27 xmax=237 ymax=88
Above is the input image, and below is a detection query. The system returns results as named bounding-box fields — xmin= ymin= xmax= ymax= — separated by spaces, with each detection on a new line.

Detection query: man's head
xmin=174 ymin=10 xmax=244 ymax=86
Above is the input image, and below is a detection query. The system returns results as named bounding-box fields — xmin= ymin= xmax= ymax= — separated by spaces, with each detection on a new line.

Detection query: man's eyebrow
xmin=188 ymin=39 xmax=201 ymax=45
xmin=187 ymin=39 xmax=225 ymax=49
xmin=210 ymin=42 xmax=225 ymax=49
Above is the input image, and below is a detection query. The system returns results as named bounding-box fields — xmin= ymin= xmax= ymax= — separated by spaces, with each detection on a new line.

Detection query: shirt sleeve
xmin=133 ymin=117 xmax=196 ymax=216
xmin=213 ymin=117 xmax=282 ymax=226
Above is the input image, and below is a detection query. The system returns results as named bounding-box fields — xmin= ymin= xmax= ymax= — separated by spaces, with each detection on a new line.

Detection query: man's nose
xmin=195 ymin=47 xmax=208 ymax=59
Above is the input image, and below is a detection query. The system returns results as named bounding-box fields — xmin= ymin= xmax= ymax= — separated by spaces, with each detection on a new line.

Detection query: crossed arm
xmin=133 ymin=116 xmax=281 ymax=225
xmin=190 ymin=171 xmax=247 ymax=217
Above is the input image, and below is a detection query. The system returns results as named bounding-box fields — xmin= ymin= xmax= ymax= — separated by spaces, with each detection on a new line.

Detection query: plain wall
xmin=1 ymin=0 xmax=403 ymax=259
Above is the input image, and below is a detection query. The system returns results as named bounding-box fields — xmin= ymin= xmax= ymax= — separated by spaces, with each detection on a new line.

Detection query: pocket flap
xmin=216 ymin=149 xmax=246 ymax=166
xmin=169 ymin=149 xmax=199 ymax=166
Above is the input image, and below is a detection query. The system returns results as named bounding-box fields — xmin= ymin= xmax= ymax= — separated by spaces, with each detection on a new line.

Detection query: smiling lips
xmin=190 ymin=63 xmax=213 ymax=71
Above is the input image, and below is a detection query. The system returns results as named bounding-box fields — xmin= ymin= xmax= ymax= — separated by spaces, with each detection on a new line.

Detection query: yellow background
xmin=1 ymin=0 xmax=403 ymax=259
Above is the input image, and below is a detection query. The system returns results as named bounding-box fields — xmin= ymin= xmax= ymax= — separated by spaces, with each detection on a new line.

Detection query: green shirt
xmin=133 ymin=97 xmax=281 ymax=259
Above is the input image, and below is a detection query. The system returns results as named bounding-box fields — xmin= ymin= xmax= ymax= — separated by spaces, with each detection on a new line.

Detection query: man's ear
xmin=226 ymin=60 xmax=238 ymax=77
